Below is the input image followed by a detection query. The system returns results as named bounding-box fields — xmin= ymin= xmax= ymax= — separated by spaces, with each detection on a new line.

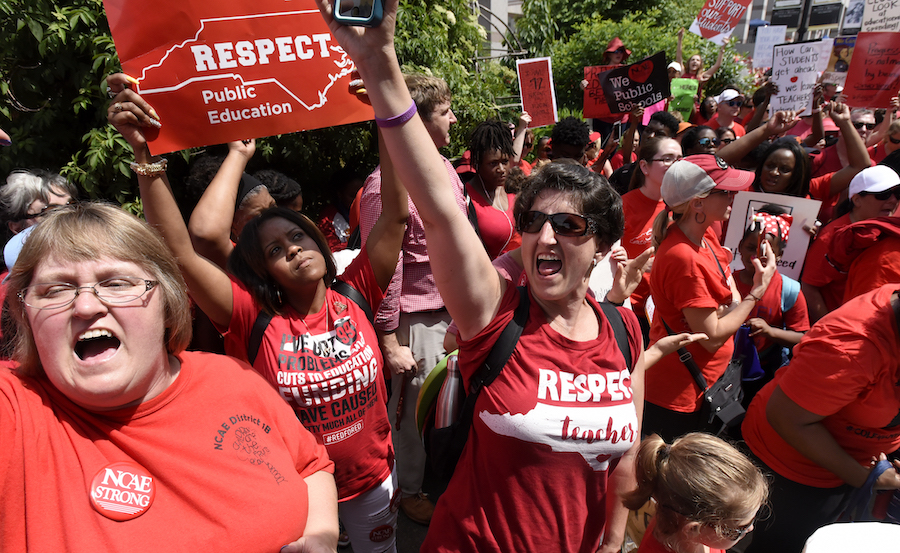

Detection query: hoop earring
xmin=694 ymin=212 xmax=706 ymax=225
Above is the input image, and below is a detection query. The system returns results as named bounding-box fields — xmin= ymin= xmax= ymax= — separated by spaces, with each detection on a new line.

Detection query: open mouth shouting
xmin=537 ymin=254 xmax=563 ymax=276
xmin=75 ymin=329 xmax=121 ymax=362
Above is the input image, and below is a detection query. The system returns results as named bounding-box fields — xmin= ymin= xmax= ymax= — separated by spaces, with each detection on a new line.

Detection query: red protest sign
xmin=516 ymin=58 xmax=558 ymax=128
xmin=843 ymin=32 xmax=900 ymax=108
xmin=103 ymin=0 xmax=374 ymax=154
xmin=689 ymin=0 xmax=753 ymax=45
xmin=583 ymin=65 xmax=623 ymax=121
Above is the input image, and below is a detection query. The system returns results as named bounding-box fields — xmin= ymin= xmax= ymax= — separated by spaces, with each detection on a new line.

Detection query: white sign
xmin=770 ymin=42 xmax=822 ymax=114
xmin=753 ymin=25 xmax=788 ymax=68
xmin=724 ymin=191 xmax=822 ymax=280
xmin=862 ymin=0 xmax=900 ymax=32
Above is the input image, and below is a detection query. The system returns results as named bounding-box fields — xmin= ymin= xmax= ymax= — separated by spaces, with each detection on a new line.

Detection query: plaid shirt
xmin=359 ymin=156 xmax=467 ymax=331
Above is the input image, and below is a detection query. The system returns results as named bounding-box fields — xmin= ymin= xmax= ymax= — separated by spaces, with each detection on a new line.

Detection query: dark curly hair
xmin=551 ymin=117 xmax=590 ymax=151
xmin=680 ymin=125 xmax=715 ymax=155
xmin=752 ymin=138 xmax=811 ymax=198
xmin=254 ymin=169 xmax=302 ymax=208
xmin=469 ymin=120 xmax=515 ymax=170
xmin=228 ymin=207 xmax=337 ymax=316
xmin=514 ymin=160 xmax=624 ymax=250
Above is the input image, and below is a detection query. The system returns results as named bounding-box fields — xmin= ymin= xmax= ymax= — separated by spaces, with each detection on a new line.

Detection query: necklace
xmin=296 ymin=298 xmax=330 ymax=337
xmin=476 ymin=175 xmax=514 ymax=254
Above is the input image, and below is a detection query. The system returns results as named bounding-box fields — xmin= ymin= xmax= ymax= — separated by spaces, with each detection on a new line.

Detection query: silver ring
xmin=107 ymin=86 xmax=116 ymax=99
xmin=114 ymin=102 xmax=123 ymax=112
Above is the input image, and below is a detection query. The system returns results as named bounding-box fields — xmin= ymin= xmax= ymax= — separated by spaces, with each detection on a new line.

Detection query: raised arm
xmin=867 ymin=95 xmax=898 ymax=147
xmin=365 ymin=129 xmax=409 ymax=290
xmin=106 ymin=74 xmax=234 ymax=329
xmin=187 ymin=140 xmax=256 ymax=269
xmin=316 ymin=0 xmax=504 ymax=340
xmin=676 ymin=28 xmax=685 ymax=68
xmin=744 ymin=80 xmax=778 ymax=133
xmin=717 ymin=110 xmax=800 ymax=166
xmin=511 ymin=112 xmax=532 ymax=165
xmin=700 ymin=44 xmax=726 ymax=83
xmin=829 ymin=102 xmax=873 ymax=197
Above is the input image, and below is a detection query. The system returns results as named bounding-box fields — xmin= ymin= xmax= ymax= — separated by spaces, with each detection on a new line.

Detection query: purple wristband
xmin=375 ymin=100 xmax=417 ymax=128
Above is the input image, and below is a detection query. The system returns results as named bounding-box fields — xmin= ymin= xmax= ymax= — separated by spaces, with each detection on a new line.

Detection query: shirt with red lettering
xmin=734 ymin=271 xmax=810 ymax=353
xmin=0 ymin=351 xmax=332 ymax=552
xmin=743 ymin=285 xmax=900 ymax=487
xmin=224 ymin=249 xmax=391 ymax=500
xmin=621 ymin=188 xmax=665 ymax=315
xmin=422 ymin=284 xmax=641 ymax=553
xmin=648 ymin=225 xmax=735 ymax=412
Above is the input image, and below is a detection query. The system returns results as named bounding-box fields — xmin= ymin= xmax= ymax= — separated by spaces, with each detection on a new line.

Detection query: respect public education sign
xmin=103 ymin=0 xmax=374 ymax=154
xmin=599 ymin=52 xmax=670 ymax=115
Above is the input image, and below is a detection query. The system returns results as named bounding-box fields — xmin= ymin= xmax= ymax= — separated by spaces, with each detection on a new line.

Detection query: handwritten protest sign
xmin=724 ymin=191 xmax=821 ymax=280
xmin=861 ymin=0 xmax=900 ymax=32
xmin=517 ymin=58 xmax=558 ymax=128
xmin=688 ymin=0 xmax=754 ymax=45
xmin=752 ymin=25 xmax=787 ymax=68
xmin=843 ymin=32 xmax=900 ymax=108
xmin=599 ymin=52 xmax=669 ymax=115
xmin=822 ymin=36 xmax=856 ymax=87
xmin=583 ymin=65 xmax=621 ymax=120
xmin=102 ymin=0 xmax=375 ymax=155
xmin=770 ymin=42 xmax=821 ymax=114
xmin=669 ymin=78 xmax=699 ymax=121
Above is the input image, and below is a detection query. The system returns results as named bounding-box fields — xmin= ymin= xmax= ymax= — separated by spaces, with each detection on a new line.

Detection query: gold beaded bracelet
xmin=129 ymin=158 xmax=168 ymax=178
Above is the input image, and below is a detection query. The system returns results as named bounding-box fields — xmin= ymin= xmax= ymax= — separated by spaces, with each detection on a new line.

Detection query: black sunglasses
xmin=853 ymin=121 xmax=876 ymax=130
xmin=725 ymin=99 xmax=743 ymax=107
xmin=698 ymin=137 xmax=721 ymax=148
xmin=720 ymin=137 xmax=735 ymax=144
xmin=889 ymin=135 xmax=900 ymax=144
xmin=860 ymin=187 xmax=900 ymax=201
xmin=516 ymin=211 xmax=596 ymax=237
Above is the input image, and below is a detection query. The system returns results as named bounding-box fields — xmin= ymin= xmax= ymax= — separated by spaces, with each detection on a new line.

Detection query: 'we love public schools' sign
xmin=599 ymin=52 xmax=670 ymax=115
xmin=103 ymin=0 xmax=374 ymax=154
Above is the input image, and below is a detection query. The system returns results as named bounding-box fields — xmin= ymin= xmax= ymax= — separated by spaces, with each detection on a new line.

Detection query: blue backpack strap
xmin=781 ymin=275 xmax=801 ymax=314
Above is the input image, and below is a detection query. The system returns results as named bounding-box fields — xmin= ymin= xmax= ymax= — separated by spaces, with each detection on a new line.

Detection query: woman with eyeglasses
xmin=714 ymin=126 xmax=736 ymax=148
xmin=623 ymin=432 xmax=768 ymax=553
xmin=622 ymin=138 xmax=682 ymax=342
xmin=1 ymin=202 xmax=337 ymax=552
xmin=106 ymin=60 xmax=409 ymax=551
xmin=741 ymin=283 xmax=900 ymax=553
xmin=802 ymin=165 xmax=900 ymax=322
xmin=644 ymin=155 xmax=776 ymax=442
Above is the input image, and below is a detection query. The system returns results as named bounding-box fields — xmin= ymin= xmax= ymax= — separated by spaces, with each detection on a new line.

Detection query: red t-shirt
xmin=422 ymin=284 xmax=641 ymax=553
xmin=647 ymin=226 xmax=735 ymax=412
xmin=743 ymin=285 xmax=900 ymax=487
xmin=466 ymin=181 xmax=521 ymax=260
xmin=621 ymin=188 xmax=665 ymax=315
xmin=801 ymin=213 xmax=853 ymax=313
xmin=225 ymin=249 xmax=391 ymax=500
xmin=0 ymin=351 xmax=332 ymax=552
xmin=610 ymin=150 xmax=637 ymax=172
xmin=844 ymin=236 xmax=900 ymax=303
xmin=734 ymin=271 xmax=810 ymax=353
xmin=637 ymin=519 xmax=725 ymax=553
xmin=707 ymin=117 xmax=746 ymax=137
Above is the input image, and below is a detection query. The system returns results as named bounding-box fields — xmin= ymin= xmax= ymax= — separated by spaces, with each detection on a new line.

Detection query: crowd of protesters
xmin=1 ymin=3 xmax=900 ymax=553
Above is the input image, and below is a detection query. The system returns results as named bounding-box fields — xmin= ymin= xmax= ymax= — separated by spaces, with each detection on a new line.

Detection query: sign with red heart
xmin=599 ymin=52 xmax=670 ymax=115
xmin=770 ymin=41 xmax=823 ymax=113
xmin=688 ymin=0 xmax=753 ymax=46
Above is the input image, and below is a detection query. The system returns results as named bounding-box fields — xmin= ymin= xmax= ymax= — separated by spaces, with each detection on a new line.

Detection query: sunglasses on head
xmin=853 ymin=121 xmax=876 ymax=130
xmin=698 ymin=137 xmax=721 ymax=148
xmin=516 ymin=211 xmax=596 ymax=237
xmin=860 ymin=186 xmax=900 ymax=201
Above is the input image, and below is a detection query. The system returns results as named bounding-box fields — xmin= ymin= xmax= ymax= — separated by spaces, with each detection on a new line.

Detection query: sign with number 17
xmin=517 ymin=57 xmax=558 ymax=128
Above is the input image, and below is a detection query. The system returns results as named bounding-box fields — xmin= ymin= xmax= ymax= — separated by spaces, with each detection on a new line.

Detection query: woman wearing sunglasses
xmin=803 ymin=165 xmax=900 ymax=322
xmin=644 ymin=155 xmax=776 ymax=441
xmin=680 ymin=126 xmax=720 ymax=156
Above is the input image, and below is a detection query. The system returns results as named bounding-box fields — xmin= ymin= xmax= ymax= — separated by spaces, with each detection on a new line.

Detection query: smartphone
xmin=334 ymin=0 xmax=384 ymax=27
xmin=612 ymin=121 xmax=623 ymax=141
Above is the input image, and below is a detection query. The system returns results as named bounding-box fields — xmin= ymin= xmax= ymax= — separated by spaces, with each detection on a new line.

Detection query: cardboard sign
xmin=770 ymin=42 xmax=822 ymax=114
xmin=821 ymin=36 xmax=856 ymax=87
xmin=723 ymin=191 xmax=822 ymax=280
xmin=669 ymin=78 xmax=699 ymax=121
xmin=599 ymin=52 xmax=670 ymax=115
xmin=583 ymin=65 xmax=621 ymax=120
xmin=770 ymin=42 xmax=821 ymax=113
xmin=517 ymin=57 xmax=558 ymax=128
xmin=843 ymin=32 xmax=900 ymax=108
xmin=103 ymin=0 xmax=374 ymax=155
xmin=862 ymin=0 xmax=900 ymax=32
xmin=752 ymin=25 xmax=787 ymax=69
xmin=689 ymin=0 xmax=754 ymax=45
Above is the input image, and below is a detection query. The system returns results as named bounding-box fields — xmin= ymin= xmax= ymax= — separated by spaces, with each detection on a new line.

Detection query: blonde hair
xmin=650 ymin=190 xmax=713 ymax=249
xmin=622 ymin=433 xmax=768 ymax=545
xmin=6 ymin=202 xmax=192 ymax=377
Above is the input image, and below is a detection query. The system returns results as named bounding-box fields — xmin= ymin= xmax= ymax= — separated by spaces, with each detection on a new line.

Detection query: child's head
xmin=738 ymin=205 xmax=791 ymax=272
xmin=623 ymin=433 xmax=768 ymax=551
